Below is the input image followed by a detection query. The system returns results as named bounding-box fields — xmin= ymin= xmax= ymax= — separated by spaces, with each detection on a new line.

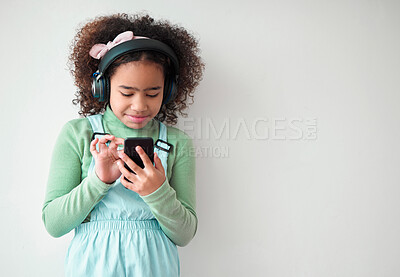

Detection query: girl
xmin=42 ymin=13 xmax=204 ymax=276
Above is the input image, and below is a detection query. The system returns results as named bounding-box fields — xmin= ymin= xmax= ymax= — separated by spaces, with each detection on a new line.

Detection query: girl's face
xmin=109 ymin=61 xmax=164 ymax=129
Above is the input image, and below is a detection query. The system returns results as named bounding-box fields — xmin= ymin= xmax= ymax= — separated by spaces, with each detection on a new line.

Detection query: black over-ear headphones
xmin=91 ymin=39 xmax=179 ymax=105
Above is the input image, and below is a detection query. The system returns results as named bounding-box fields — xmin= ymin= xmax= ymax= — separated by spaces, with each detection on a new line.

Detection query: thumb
xmin=154 ymin=152 xmax=165 ymax=174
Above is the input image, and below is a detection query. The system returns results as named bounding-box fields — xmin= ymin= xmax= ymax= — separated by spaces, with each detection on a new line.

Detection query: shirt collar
xmin=102 ymin=104 xmax=157 ymax=138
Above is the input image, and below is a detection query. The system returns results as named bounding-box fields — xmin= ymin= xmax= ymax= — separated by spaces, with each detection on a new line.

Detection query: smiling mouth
xmin=126 ymin=114 xmax=148 ymax=123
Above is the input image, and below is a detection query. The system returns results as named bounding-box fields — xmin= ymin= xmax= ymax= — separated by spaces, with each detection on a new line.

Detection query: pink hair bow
xmin=89 ymin=31 xmax=148 ymax=59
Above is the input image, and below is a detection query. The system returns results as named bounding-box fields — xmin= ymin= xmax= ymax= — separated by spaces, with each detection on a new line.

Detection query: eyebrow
xmin=118 ymin=85 xmax=162 ymax=92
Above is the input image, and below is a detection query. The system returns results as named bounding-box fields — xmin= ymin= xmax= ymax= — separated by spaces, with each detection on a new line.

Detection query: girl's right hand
xmin=90 ymin=134 xmax=124 ymax=184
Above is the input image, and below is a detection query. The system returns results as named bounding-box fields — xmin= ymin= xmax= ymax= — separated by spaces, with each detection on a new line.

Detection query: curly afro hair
xmin=69 ymin=13 xmax=204 ymax=125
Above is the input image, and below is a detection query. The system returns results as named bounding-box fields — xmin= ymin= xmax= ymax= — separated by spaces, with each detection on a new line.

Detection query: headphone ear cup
xmin=91 ymin=73 xmax=107 ymax=102
xmin=162 ymin=75 xmax=177 ymax=105
xmin=92 ymin=73 xmax=101 ymax=100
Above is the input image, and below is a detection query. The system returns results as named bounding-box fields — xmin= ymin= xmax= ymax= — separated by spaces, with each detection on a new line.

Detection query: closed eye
xmin=120 ymin=92 xmax=132 ymax=97
xmin=120 ymin=92 xmax=160 ymax=98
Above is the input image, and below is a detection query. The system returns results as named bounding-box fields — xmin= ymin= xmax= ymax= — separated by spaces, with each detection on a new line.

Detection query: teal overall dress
xmin=65 ymin=114 xmax=180 ymax=276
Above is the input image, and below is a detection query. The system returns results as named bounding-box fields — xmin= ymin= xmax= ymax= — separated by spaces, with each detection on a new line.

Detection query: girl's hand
xmin=117 ymin=146 xmax=166 ymax=196
xmin=90 ymin=134 xmax=124 ymax=184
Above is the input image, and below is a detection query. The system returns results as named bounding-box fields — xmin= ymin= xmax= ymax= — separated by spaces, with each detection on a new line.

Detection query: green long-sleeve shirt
xmin=42 ymin=105 xmax=197 ymax=247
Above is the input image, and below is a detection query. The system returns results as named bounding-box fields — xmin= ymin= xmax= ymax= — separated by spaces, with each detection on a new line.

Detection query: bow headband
xmin=89 ymin=31 xmax=148 ymax=59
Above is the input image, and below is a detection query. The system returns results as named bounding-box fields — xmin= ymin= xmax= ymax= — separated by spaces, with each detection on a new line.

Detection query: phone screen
xmin=123 ymin=137 xmax=154 ymax=174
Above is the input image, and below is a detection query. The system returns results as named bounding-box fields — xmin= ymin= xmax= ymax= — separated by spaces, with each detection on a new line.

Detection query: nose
xmin=130 ymin=93 xmax=148 ymax=112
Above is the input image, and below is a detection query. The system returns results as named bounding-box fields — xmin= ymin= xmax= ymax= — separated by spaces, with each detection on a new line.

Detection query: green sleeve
xmin=42 ymin=121 xmax=114 ymax=238
xmin=141 ymin=133 xmax=197 ymax=247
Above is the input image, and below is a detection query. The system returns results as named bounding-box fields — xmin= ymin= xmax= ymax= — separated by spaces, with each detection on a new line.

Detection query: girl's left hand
xmin=117 ymin=146 xmax=166 ymax=196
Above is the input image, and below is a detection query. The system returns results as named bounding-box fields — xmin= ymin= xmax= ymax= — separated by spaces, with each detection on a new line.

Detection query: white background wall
xmin=1 ymin=0 xmax=399 ymax=276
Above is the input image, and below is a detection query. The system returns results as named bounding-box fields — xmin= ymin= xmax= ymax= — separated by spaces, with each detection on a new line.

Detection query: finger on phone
xmin=136 ymin=146 xmax=152 ymax=167
xmin=119 ymin=152 xmax=143 ymax=175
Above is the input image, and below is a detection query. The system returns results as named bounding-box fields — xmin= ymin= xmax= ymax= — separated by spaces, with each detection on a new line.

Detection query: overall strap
xmin=87 ymin=114 xmax=105 ymax=173
xmin=87 ymin=114 xmax=105 ymax=134
xmin=155 ymin=121 xmax=169 ymax=176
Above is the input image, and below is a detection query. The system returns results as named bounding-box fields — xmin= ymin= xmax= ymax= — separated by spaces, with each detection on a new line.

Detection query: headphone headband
xmin=97 ymin=38 xmax=179 ymax=75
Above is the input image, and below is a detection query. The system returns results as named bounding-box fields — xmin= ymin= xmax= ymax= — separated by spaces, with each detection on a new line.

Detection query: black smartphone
xmin=124 ymin=137 xmax=154 ymax=174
